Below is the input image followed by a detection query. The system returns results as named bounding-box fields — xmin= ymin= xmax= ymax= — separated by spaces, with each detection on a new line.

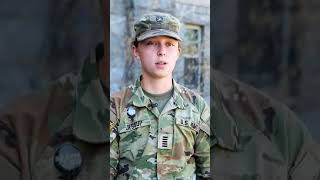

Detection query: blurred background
xmin=0 ymin=0 xmax=104 ymax=106
xmin=0 ymin=0 xmax=319 ymax=141
xmin=213 ymin=0 xmax=320 ymax=141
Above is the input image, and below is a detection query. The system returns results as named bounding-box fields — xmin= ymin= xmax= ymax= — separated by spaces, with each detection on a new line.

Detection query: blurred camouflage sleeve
xmin=282 ymin=104 xmax=320 ymax=180
xmin=194 ymin=101 xmax=211 ymax=179
xmin=0 ymin=110 xmax=20 ymax=180
xmin=109 ymin=98 xmax=119 ymax=178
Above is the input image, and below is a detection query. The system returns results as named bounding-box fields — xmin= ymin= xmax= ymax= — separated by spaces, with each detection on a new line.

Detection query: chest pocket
xmin=117 ymin=108 xmax=154 ymax=161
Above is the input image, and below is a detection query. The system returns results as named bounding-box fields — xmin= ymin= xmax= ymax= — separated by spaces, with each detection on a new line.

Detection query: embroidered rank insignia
xmin=158 ymin=134 xmax=173 ymax=149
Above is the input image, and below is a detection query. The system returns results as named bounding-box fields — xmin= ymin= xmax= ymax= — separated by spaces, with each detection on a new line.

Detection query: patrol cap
xmin=134 ymin=12 xmax=182 ymax=42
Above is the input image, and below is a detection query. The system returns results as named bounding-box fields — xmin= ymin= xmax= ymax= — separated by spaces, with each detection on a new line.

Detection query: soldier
xmin=109 ymin=12 xmax=211 ymax=179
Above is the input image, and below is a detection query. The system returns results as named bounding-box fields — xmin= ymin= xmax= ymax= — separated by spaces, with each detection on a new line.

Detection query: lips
xmin=155 ymin=61 xmax=167 ymax=65
xmin=155 ymin=61 xmax=167 ymax=69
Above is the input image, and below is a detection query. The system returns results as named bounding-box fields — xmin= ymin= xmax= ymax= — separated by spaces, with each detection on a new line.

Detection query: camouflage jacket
xmin=0 ymin=52 xmax=108 ymax=180
xmin=210 ymin=70 xmax=320 ymax=180
xmin=110 ymin=79 xmax=211 ymax=179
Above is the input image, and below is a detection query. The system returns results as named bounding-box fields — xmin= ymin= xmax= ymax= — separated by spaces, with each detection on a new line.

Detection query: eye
xmin=146 ymin=41 xmax=154 ymax=45
xmin=166 ymin=42 xmax=175 ymax=47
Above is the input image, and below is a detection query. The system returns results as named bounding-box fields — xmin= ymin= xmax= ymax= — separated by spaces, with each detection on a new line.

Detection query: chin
xmin=151 ymin=73 xmax=171 ymax=79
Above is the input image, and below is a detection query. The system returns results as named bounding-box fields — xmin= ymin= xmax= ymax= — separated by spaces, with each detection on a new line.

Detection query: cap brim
xmin=136 ymin=29 xmax=182 ymax=41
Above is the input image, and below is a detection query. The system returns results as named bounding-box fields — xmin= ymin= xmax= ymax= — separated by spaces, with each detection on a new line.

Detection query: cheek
xmin=169 ymin=51 xmax=179 ymax=61
xmin=140 ymin=59 xmax=153 ymax=69
xmin=139 ymin=50 xmax=154 ymax=59
xmin=169 ymin=48 xmax=180 ymax=57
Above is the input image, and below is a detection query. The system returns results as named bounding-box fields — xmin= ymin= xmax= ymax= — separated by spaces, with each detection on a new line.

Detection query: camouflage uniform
xmin=0 ymin=49 xmax=108 ymax=180
xmin=210 ymin=70 xmax=320 ymax=180
xmin=110 ymin=78 xmax=211 ymax=179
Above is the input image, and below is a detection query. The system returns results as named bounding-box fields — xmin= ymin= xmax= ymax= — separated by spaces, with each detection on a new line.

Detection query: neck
xmin=141 ymin=75 xmax=173 ymax=94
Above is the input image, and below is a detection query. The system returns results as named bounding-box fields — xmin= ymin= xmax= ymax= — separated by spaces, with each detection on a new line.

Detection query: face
xmin=132 ymin=36 xmax=181 ymax=80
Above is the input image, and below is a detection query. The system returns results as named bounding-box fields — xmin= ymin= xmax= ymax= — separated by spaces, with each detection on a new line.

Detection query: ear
xmin=132 ymin=45 xmax=140 ymax=60
xmin=177 ymin=46 xmax=181 ymax=56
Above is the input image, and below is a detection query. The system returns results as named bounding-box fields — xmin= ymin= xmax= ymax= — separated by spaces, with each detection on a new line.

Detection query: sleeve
xmin=0 ymin=110 xmax=21 ymax=180
xmin=194 ymin=101 xmax=211 ymax=179
xmin=109 ymin=99 xmax=119 ymax=177
xmin=289 ymin=142 xmax=320 ymax=180
xmin=0 ymin=104 xmax=25 ymax=180
xmin=285 ymin=107 xmax=320 ymax=180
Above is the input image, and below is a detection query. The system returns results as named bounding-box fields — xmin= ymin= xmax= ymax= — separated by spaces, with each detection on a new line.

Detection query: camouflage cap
xmin=134 ymin=12 xmax=182 ymax=41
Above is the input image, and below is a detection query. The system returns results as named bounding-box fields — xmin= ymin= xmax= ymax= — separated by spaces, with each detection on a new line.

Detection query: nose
xmin=157 ymin=44 xmax=166 ymax=56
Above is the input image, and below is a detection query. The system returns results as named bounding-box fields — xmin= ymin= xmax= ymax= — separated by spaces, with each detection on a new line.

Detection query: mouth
xmin=155 ymin=61 xmax=167 ymax=65
xmin=155 ymin=61 xmax=167 ymax=69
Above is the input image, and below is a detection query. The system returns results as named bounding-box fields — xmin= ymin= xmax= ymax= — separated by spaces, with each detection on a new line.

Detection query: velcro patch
xmin=119 ymin=120 xmax=151 ymax=133
xmin=158 ymin=134 xmax=173 ymax=149
xmin=176 ymin=117 xmax=200 ymax=132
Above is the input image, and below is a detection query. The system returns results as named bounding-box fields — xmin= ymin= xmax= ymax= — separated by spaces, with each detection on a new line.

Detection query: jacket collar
xmin=130 ymin=77 xmax=184 ymax=111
